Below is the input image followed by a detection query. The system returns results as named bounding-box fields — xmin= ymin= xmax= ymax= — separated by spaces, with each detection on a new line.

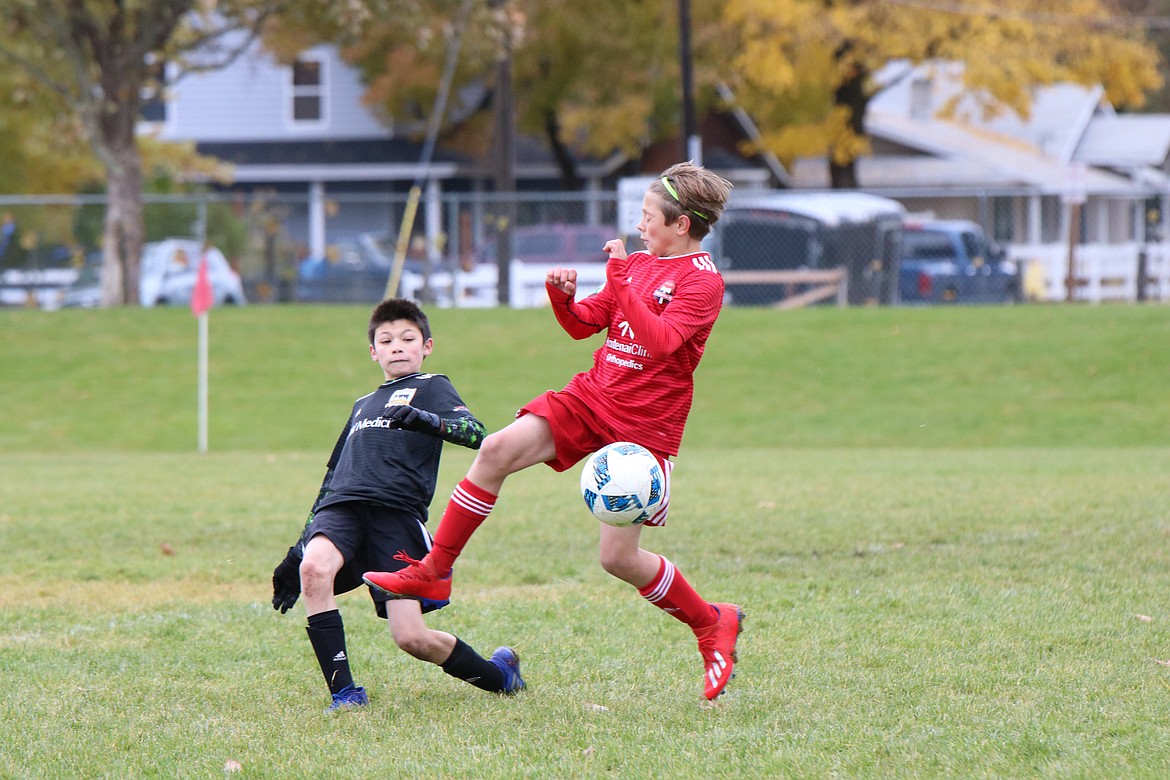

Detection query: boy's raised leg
xmin=364 ymin=479 xmax=497 ymax=600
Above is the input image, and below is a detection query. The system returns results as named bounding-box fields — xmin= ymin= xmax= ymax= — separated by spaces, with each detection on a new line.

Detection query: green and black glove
xmin=381 ymin=404 xmax=442 ymax=436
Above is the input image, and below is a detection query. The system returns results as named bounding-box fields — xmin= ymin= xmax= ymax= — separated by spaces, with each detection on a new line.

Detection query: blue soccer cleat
xmin=489 ymin=647 xmax=526 ymax=694
xmin=325 ymin=684 xmax=369 ymax=713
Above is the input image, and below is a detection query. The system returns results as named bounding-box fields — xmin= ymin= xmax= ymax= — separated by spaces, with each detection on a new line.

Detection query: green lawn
xmin=2 ymin=303 xmax=1170 ymax=778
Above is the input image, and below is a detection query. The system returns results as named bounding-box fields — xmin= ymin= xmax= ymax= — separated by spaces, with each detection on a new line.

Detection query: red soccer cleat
xmin=694 ymin=603 xmax=744 ymax=700
xmin=363 ymin=552 xmax=452 ymax=603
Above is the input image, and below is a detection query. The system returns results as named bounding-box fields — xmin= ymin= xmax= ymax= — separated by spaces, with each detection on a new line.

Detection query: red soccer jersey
xmin=549 ymin=249 xmax=724 ymax=456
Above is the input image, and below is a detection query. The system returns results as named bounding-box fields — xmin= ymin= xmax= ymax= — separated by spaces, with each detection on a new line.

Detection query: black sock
xmin=306 ymin=609 xmax=355 ymax=695
xmin=440 ymin=637 xmax=506 ymax=693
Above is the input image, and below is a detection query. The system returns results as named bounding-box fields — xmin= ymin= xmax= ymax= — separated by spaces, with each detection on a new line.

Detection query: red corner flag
xmin=191 ymin=254 xmax=214 ymax=317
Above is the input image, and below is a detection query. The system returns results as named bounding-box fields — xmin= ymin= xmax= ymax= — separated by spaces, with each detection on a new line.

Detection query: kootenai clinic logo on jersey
xmin=653 ymin=281 xmax=675 ymax=305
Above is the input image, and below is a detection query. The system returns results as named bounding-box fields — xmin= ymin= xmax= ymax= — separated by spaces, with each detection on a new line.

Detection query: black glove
xmin=272 ymin=546 xmax=302 ymax=614
xmin=381 ymin=404 xmax=442 ymax=436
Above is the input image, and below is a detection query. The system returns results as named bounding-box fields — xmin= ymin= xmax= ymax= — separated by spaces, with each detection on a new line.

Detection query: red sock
xmin=638 ymin=555 xmax=718 ymax=630
xmin=428 ymin=479 xmax=497 ymax=572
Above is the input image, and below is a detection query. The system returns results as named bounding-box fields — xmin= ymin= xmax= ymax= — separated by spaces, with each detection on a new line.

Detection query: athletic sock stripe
xmin=642 ymin=558 xmax=676 ymax=604
xmin=647 ymin=496 xmax=670 ymax=525
xmin=646 ymin=459 xmax=672 ymax=526
xmin=452 ymin=484 xmax=495 ymax=517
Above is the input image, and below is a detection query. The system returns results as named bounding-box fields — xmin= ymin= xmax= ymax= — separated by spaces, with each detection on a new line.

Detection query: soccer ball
xmin=579 ymin=442 xmax=665 ymax=527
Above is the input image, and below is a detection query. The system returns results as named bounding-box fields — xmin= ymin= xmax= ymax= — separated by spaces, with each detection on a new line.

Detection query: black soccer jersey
xmin=314 ymin=372 xmax=481 ymax=522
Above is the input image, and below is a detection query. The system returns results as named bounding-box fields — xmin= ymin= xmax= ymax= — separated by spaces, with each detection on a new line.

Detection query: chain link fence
xmin=1 ymin=189 xmax=1167 ymax=309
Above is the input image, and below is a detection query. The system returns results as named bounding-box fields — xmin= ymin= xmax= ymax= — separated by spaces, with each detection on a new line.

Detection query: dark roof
xmin=196 ymin=139 xmax=469 ymax=167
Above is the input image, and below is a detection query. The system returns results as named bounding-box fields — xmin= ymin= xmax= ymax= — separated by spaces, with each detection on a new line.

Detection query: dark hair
xmin=649 ymin=161 xmax=734 ymax=240
xmin=368 ymin=298 xmax=431 ymax=344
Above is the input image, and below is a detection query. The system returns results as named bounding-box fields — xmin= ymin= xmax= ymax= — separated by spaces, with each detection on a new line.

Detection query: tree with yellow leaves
xmin=723 ymin=0 xmax=1163 ymax=188
xmin=268 ymin=0 xmax=726 ymax=188
xmin=0 ymin=1 xmax=293 ymax=305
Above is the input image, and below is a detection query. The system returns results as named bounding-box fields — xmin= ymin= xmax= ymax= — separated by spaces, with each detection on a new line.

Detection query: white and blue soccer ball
xmin=580 ymin=442 xmax=665 ymax=527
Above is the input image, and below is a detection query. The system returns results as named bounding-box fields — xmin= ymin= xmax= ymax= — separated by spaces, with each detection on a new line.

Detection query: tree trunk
xmin=829 ymin=62 xmax=870 ymax=190
xmin=829 ymin=155 xmax=860 ymax=190
xmin=543 ymin=109 xmax=582 ymax=190
xmin=100 ymin=148 xmax=145 ymax=307
xmin=94 ymin=60 xmax=148 ymax=307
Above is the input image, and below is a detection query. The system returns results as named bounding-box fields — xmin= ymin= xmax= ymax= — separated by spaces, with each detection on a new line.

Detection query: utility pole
xmin=678 ymin=0 xmax=701 ymax=164
xmin=492 ymin=0 xmax=516 ymax=307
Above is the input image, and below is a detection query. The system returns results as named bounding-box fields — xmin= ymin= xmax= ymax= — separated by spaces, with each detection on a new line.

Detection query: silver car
xmin=139 ymin=239 xmax=246 ymax=307
xmin=56 ymin=239 xmax=246 ymax=308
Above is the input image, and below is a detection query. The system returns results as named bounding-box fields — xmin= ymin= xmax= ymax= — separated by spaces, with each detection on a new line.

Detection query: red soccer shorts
xmin=520 ymin=390 xmax=672 ymax=526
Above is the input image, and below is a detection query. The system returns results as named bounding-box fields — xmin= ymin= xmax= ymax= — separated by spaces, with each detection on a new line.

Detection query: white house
xmin=144 ymin=40 xmax=470 ymax=261
xmin=143 ymin=38 xmax=651 ymax=265
xmin=792 ymin=61 xmax=1170 ymax=244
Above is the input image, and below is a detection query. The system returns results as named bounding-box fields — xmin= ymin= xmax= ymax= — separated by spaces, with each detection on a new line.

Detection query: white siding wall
xmin=156 ymin=44 xmax=390 ymax=142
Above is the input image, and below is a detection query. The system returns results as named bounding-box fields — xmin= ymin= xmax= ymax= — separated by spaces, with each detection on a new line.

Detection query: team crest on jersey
xmin=385 ymin=388 xmax=418 ymax=407
xmin=653 ymin=281 xmax=676 ymax=305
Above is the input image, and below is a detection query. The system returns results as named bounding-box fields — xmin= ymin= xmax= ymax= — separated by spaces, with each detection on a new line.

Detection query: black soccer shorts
xmin=305 ymin=501 xmax=441 ymax=616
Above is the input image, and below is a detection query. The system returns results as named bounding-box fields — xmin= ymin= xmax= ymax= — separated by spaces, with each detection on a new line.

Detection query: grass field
xmin=2 ymin=303 xmax=1170 ymax=778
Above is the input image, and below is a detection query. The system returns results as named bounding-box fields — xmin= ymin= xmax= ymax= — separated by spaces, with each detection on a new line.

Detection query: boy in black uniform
xmin=271 ymin=298 xmax=524 ymax=712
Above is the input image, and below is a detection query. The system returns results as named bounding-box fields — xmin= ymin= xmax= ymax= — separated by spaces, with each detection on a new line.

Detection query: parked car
xmin=56 ymin=255 xmax=102 ymax=308
xmin=898 ymin=219 xmax=1018 ymax=304
xmin=479 ymin=224 xmax=613 ymax=266
xmin=296 ymin=233 xmax=425 ymax=303
xmin=55 ymin=240 xmax=246 ymax=308
xmin=140 ymin=239 xmax=245 ymax=307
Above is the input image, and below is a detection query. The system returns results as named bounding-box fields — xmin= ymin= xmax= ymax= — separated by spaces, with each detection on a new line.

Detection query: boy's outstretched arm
xmin=546 ymin=265 xmax=607 ymax=339
xmin=604 ymin=257 xmax=685 ymax=358
xmin=380 ymin=404 xmax=487 ymax=449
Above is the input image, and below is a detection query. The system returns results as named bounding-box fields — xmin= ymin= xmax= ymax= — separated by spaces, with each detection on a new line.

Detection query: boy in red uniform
xmin=365 ymin=163 xmax=743 ymax=700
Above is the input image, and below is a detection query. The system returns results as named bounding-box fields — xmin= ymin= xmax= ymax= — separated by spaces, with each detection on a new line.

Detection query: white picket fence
xmin=1009 ymin=242 xmax=1170 ymax=303
xmin=401 ymin=260 xmax=610 ymax=308
xmin=0 ymin=267 xmax=79 ymax=307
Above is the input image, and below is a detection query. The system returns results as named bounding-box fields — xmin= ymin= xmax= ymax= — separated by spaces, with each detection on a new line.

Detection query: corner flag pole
xmin=197 ymin=312 xmax=209 ymax=454
xmin=191 ymin=252 xmax=214 ymax=453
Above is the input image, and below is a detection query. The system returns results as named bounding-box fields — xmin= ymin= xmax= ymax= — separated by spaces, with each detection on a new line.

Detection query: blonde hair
xmin=650 ymin=161 xmax=734 ymax=240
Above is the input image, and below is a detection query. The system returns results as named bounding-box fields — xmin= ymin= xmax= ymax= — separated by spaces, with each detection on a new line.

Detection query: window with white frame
xmin=290 ymin=56 xmax=326 ymax=124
